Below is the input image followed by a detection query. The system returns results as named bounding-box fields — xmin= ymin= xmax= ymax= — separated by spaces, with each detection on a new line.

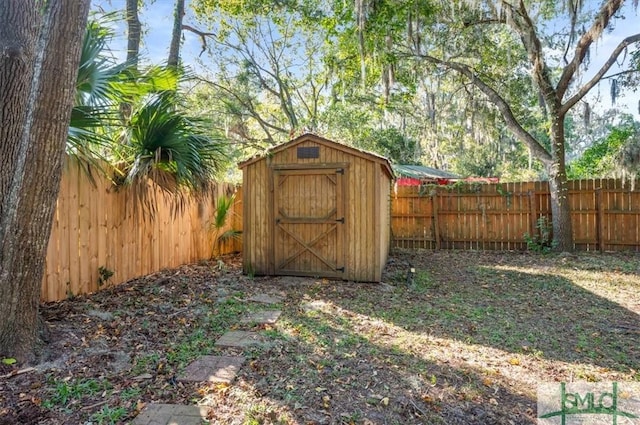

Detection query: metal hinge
xmin=336 ymin=217 xmax=344 ymax=223
xmin=336 ymin=168 xmax=344 ymax=174
xmin=336 ymin=267 xmax=345 ymax=272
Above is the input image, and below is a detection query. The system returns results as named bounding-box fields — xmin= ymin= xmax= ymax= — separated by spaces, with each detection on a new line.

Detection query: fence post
xmin=528 ymin=190 xmax=537 ymax=238
xmin=432 ymin=192 xmax=441 ymax=250
xmin=596 ymin=187 xmax=604 ymax=252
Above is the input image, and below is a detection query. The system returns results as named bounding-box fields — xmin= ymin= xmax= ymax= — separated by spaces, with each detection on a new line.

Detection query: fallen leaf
xmin=133 ymin=373 xmax=153 ymax=380
xmin=214 ymin=382 xmax=230 ymax=394
xmin=508 ymin=357 xmax=521 ymax=366
xmin=322 ymin=395 xmax=331 ymax=408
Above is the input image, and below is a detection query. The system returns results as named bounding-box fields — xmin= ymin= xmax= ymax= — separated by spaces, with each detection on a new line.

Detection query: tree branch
xmin=194 ymin=77 xmax=288 ymax=135
xmin=502 ymin=0 xmax=558 ymax=110
xmin=598 ymin=68 xmax=640 ymax=80
xmin=561 ymin=33 xmax=640 ymax=114
xmin=181 ymin=24 xmax=215 ymax=57
xmin=416 ymin=54 xmax=553 ymax=164
xmin=556 ymin=0 xmax=624 ymax=100
xmin=462 ymin=18 xmax=505 ymax=28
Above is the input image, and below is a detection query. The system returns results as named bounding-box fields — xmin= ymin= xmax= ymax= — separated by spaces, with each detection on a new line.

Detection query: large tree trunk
xmin=168 ymin=0 xmax=185 ymax=68
xmin=548 ymin=115 xmax=573 ymax=252
xmin=126 ymin=0 xmax=141 ymax=68
xmin=122 ymin=0 xmax=142 ymax=121
xmin=0 ymin=0 xmax=90 ymax=363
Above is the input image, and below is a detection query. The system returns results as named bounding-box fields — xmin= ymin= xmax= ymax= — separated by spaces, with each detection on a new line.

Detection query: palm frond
xmin=212 ymin=193 xmax=236 ymax=230
xmin=122 ymin=91 xmax=229 ymax=194
xmin=210 ymin=193 xmax=240 ymax=258
xmin=76 ymin=21 xmax=128 ymax=107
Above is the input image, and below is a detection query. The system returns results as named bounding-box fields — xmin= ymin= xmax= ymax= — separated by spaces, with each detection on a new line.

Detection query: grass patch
xmin=43 ymin=377 xmax=112 ymax=410
xmin=89 ymin=405 xmax=128 ymax=425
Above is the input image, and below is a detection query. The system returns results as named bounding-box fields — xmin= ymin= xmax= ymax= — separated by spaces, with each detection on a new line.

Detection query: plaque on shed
xmin=297 ymin=146 xmax=320 ymax=159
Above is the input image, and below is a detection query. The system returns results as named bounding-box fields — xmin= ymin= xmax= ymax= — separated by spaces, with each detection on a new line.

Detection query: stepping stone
xmin=240 ymin=310 xmax=281 ymax=324
xmin=301 ymin=300 xmax=329 ymax=313
xmin=247 ymin=294 xmax=283 ymax=304
xmin=214 ymin=331 xmax=263 ymax=348
xmin=132 ymin=403 xmax=208 ymax=425
xmin=177 ymin=355 xmax=245 ymax=384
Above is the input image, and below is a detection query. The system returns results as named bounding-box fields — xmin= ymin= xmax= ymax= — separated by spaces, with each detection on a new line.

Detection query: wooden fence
xmin=42 ymin=161 xmax=242 ymax=302
xmin=43 ymin=174 xmax=640 ymax=302
xmin=391 ymin=179 xmax=640 ymax=252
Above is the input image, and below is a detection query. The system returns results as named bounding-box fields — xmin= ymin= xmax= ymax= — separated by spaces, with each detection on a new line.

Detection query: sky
xmin=92 ymin=0 xmax=639 ymax=120
xmin=93 ymin=0 xmax=201 ymax=64
xmin=579 ymin=12 xmax=640 ymax=119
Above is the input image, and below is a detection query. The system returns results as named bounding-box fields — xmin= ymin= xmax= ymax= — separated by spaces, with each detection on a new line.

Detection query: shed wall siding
xmin=346 ymin=156 xmax=378 ymax=281
xmin=242 ymin=158 xmax=271 ymax=275
xmin=378 ymin=165 xmax=392 ymax=278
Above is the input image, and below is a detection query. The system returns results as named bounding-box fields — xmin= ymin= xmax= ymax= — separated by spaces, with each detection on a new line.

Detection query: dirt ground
xmin=1 ymin=250 xmax=638 ymax=424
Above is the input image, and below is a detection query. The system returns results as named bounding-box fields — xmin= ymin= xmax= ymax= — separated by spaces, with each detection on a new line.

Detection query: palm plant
xmin=122 ymin=90 xmax=228 ymax=194
xmin=67 ymin=18 xmax=230 ymax=204
xmin=210 ymin=193 xmax=241 ymax=257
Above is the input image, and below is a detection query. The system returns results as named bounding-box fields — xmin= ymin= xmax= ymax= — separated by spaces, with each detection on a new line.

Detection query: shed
xmin=239 ymin=133 xmax=394 ymax=282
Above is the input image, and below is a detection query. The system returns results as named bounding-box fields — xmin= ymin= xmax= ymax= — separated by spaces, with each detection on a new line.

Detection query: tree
xmin=68 ymin=20 xmax=230 ymax=201
xmin=192 ymin=0 xmax=536 ymax=178
xmin=567 ymin=114 xmax=639 ymax=178
xmin=189 ymin=9 xmax=331 ymax=151
xmin=341 ymin=0 xmax=640 ymax=251
xmin=362 ymin=128 xmax=419 ymax=164
xmin=68 ymin=13 xmax=230 ymax=200
xmin=69 ymin=20 xmax=129 ymax=167
xmin=192 ymin=0 xmax=639 ymax=223
xmin=0 ymin=0 xmax=91 ymax=362
xmin=119 ymin=89 xmax=229 ymax=201
xmin=441 ymin=1 xmax=635 ymax=249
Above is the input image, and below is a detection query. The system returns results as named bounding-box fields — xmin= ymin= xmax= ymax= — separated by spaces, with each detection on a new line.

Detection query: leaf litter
xmin=0 ymin=250 xmax=638 ymax=424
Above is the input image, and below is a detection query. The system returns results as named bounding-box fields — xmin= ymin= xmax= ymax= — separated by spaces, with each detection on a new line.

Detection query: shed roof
xmin=392 ymin=164 xmax=460 ymax=180
xmin=238 ymin=133 xmax=394 ymax=178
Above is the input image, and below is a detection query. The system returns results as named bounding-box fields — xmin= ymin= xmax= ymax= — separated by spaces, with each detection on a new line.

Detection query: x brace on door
xmin=276 ymin=220 xmax=339 ymax=271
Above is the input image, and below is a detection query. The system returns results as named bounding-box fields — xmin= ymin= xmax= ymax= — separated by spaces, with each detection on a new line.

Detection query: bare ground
xmin=1 ymin=250 xmax=639 ymax=424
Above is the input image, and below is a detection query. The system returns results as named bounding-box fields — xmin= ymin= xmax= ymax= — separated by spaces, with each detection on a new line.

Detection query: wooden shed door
xmin=273 ymin=168 xmax=345 ymax=277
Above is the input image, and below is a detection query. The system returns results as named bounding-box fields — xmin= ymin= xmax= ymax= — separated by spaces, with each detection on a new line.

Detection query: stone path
xmin=247 ymin=293 xmax=283 ymax=304
xmin=132 ymin=404 xmax=209 ymax=425
xmin=214 ymin=330 xmax=263 ymax=348
xmin=177 ymin=355 xmax=245 ymax=383
xmin=132 ymin=295 xmax=284 ymax=424
xmin=241 ymin=310 xmax=281 ymax=324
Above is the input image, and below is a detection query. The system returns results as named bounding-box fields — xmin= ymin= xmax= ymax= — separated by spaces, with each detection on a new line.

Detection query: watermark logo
xmin=538 ymin=381 xmax=640 ymax=424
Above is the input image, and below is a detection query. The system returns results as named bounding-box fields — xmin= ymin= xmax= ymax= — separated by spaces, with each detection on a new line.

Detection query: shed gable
xmin=239 ymin=133 xmax=393 ymax=178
